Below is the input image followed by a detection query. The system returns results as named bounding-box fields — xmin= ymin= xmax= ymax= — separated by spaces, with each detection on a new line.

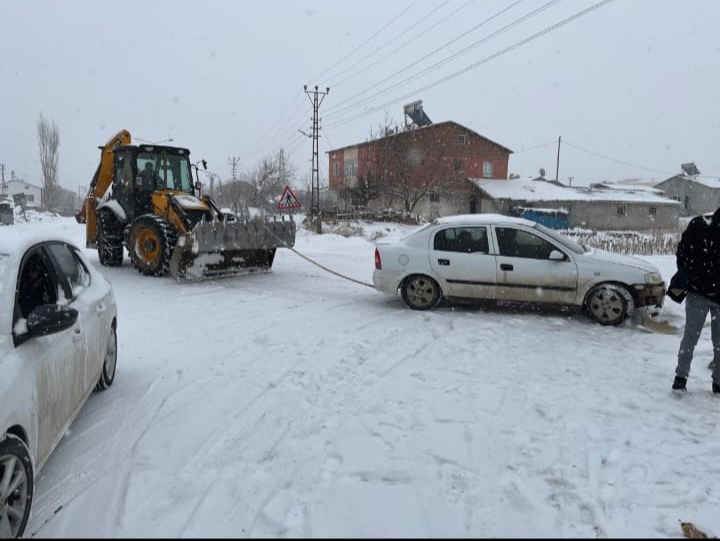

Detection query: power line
xmin=562 ymin=140 xmax=677 ymax=176
xmin=309 ymin=1 xmax=419 ymax=84
xmin=325 ymin=0 xmax=615 ymax=129
xmin=329 ymin=0 xmax=459 ymax=89
xmin=242 ymin=2 xmax=423 ymax=165
xmin=512 ymin=140 xmax=558 ymax=154
xmin=328 ymin=0 xmax=532 ymax=118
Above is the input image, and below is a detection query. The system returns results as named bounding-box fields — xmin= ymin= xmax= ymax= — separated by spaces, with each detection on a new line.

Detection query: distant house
xmin=327 ymin=119 xmax=512 ymax=219
xmin=469 ymin=177 xmax=681 ymax=230
xmin=653 ymin=164 xmax=720 ymax=216
xmin=2 ymin=179 xmax=42 ymax=208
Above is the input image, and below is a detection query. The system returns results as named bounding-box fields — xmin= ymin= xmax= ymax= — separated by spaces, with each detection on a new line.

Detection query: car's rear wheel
xmin=95 ymin=325 xmax=117 ymax=392
xmin=0 ymin=434 xmax=33 ymax=539
xmin=401 ymin=275 xmax=441 ymax=310
xmin=585 ymin=284 xmax=634 ymax=325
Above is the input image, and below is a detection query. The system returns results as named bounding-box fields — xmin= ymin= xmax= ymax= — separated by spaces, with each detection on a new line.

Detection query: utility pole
xmin=304 ymin=84 xmax=329 ymax=234
xmin=227 ymin=156 xmax=241 ymax=181
xmin=555 ymin=135 xmax=561 ymax=183
xmin=0 ymin=164 xmax=5 ymax=198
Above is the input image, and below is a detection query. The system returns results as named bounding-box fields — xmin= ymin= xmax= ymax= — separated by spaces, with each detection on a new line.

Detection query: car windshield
xmin=532 ymin=222 xmax=586 ymax=254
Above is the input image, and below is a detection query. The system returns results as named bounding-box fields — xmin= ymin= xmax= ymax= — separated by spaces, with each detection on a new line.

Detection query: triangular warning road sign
xmin=277 ymin=185 xmax=302 ymax=210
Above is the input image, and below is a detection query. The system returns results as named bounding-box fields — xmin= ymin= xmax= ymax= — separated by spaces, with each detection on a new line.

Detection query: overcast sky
xmin=1 ymin=0 xmax=718 ymax=195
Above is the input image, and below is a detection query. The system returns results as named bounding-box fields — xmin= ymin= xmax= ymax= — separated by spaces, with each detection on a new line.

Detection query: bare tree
xmin=239 ymin=150 xmax=296 ymax=212
xmin=364 ymin=116 xmax=456 ymax=213
xmin=37 ymin=113 xmax=60 ymax=210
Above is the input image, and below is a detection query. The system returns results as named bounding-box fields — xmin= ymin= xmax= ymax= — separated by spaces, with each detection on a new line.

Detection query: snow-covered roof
xmin=657 ymin=174 xmax=720 ymax=190
xmin=470 ymin=178 xmax=681 ymax=205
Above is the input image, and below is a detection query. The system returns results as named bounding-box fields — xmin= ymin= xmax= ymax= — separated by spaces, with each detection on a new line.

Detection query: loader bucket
xmin=169 ymin=216 xmax=296 ymax=281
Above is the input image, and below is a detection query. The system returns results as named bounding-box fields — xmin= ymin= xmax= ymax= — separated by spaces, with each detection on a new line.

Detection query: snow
xmin=471 ymin=177 xmax=683 ymax=205
xmin=7 ymin=211 xmax=719 ymax=539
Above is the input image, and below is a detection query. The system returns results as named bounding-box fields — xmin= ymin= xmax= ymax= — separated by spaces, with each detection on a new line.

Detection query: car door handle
xmin=500 ymin=263 xmax=514 ymax=271
xmin=437 ymin=259 xmax=450 ymax=266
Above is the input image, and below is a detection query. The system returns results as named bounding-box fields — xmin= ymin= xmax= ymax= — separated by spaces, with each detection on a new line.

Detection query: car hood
xmin=581 ymin=246 xmax=659 ymax=274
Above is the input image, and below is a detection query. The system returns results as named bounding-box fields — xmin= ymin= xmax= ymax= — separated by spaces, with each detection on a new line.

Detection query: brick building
xmin=327 ymin=121 xmax=512 ymax=219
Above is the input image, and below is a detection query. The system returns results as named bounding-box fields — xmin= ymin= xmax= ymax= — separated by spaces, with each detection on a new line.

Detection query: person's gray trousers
xmin=676 ymin=291 xmax=720 ymax=382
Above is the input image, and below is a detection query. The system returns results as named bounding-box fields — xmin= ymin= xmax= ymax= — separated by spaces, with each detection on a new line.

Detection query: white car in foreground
xmin=373 ymin=214 xmax=666 ymax=325
xmin=0 ymin=229 xmax=118 ymax=538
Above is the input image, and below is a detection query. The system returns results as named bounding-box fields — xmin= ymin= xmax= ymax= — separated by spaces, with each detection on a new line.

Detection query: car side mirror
xmin=548 ymin=250 xmax=565 ymax=261
xmin=26 ymin=305 xmax=78 ymax=337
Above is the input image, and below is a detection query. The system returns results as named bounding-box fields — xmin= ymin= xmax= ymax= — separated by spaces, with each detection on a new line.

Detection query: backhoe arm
xmin=75 ymin=129 xmax=131 ymax=224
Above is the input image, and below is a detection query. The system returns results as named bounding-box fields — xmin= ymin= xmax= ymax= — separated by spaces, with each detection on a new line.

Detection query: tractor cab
xmin=111 ymin=144 xmax=195 ymax=222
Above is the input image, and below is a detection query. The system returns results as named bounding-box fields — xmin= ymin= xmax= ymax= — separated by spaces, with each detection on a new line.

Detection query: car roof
xmin=433 ymin=213 xmax=536 ymax=227
xmin=0 ymin=227 xmax=78 ymax=257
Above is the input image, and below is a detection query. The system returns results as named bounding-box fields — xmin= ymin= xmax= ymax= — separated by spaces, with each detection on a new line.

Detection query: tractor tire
xmin=127 ymin=215 xmax=177 ymax=277
xmin=96 ymin=208 xmax=124 ymax=267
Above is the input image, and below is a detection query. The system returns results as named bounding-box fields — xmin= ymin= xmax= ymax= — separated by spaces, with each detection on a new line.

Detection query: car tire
xmin=95 ymin=325 xmax=117 ymax=392
xmin=401 ymin=275 xmax=441 ymax=311
xmin=0 ymin=434 xmax=34 ymax=539
xmin=585 ymin=284 xmax=634 ymax=326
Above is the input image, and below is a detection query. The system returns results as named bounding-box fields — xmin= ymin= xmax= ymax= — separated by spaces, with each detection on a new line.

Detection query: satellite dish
xmin=539 ymin=168 xmax=546 ymax=178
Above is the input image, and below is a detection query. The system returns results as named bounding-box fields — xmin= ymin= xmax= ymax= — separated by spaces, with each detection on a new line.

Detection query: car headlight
xmin=644 ymin=271 xmax=664 ymax=284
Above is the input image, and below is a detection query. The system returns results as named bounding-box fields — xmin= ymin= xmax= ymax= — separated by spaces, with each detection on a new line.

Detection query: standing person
xmin=672 ymin=208 xmax=720 ymax=393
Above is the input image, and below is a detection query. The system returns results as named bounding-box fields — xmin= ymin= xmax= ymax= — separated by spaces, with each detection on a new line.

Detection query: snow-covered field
xmin=8 ymin=211 xmax=718 ymax=539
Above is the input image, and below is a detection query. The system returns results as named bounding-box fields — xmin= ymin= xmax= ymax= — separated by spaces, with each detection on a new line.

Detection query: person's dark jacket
xmin=675 ymin=208 xmax=720 ymax=302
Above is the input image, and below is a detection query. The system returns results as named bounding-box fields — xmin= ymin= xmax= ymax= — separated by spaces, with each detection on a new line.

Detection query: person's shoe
xmin=672 ymin=376 xmax=687 ymax=391
xmin=713 ymin=380 xmax=720 ymax=394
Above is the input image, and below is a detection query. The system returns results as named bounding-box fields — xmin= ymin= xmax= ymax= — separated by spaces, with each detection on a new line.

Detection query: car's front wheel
xmin=95 ymin=325 xmax=117 ymax=392
xmin=401 ymin=275 xmax=441 ymax=310
xmin=0 ymin=434 xmax=34 ymax=539
xmin=585 ymin=284 xmax=634 ymax=325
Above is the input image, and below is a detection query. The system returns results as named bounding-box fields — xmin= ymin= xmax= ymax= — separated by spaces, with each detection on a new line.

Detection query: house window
xmin=649 ymin=206 xmax=657 ymax=217
xmin=454 ymin=159 xmax=465 ymax=172
xmin=429 ymin=192 xmax=440 ymax=203
xmin=483 ymin=161 xmax=493 ymax=178
xmin=407 ymin=149 xmax=425 ymax=166
xmin=25 ymin=194 xmax=34 ymax=202
xmin=333 ymin=161 xmax=340 ymax=177
xmin=458 ymin=135 xmax=466 ymax=145
xmin=617 ymin=205 xmax=626 ymax=216
xmin=344 ymin=160 xmax=357 ymax=177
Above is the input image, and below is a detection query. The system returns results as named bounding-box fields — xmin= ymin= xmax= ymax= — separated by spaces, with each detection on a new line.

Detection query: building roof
xmin=655 ymin=174 xmax=720 ymax=190
xmin=328 ymin=121 xmax=513 ymax=155
xmin=470 ymin=177 xmax=681 ymax=205
xmin=4 ymin=178 xmax=43 ymax=190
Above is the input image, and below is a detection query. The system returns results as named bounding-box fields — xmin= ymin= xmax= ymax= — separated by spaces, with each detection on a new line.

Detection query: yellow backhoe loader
xmin=76 ymin=130 xmax=296 ymax=281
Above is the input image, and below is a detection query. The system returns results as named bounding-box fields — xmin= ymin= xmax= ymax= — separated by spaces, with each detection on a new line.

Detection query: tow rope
xmin=261 ymin=221 xmax=375 ymax=289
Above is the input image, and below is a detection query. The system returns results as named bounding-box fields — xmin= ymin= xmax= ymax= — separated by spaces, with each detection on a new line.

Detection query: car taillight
xmin=374 ymin=248 xmax=382 ymax=270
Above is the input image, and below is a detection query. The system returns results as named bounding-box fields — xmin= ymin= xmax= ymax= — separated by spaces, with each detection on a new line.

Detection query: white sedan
xmin=0 ymin=229 xmax=118 ymax=538
xmin=373 ymin=214 xmax=666 ymax=325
